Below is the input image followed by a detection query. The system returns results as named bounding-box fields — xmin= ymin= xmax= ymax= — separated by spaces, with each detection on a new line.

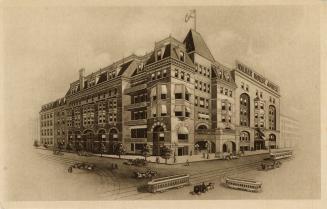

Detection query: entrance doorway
xmin=254 ymin=140 xmax=265 ymax=150
xmin=152 ymin=126 xmax=165 ymax=156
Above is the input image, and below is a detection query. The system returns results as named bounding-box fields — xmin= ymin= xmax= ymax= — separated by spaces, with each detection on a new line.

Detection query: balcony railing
xmin=124 ymin=84 xmax=147 ymax=94
xmin=125 ymin=119 xmax=147 ymax=126
xmin=124 ymin=101 xmax=148 ymax=110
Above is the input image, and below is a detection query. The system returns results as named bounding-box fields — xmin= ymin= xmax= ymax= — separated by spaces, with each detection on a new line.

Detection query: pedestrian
xmin=68 ymin=166 xmax=73 ymax=173
xmin=207 ymin=153 xmax=210 ymax=159
xmin=186 ymin=159 xmax=190 ymax=166
xmin=156 ymin=156 xmax=160 ymax=164
xmin=174 ymin=155 xmax=177 ymax=163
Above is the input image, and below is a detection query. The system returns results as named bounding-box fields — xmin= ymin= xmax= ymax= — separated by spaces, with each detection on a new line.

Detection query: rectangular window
xmin=220 ymin=87 xmax=224 ymax=94
xmin=195 ymin=80 xmax=198 ymax=89
xmin=222 ymin=116 xmax=226 ymax=122
xmin=224 ymin=88 xmax=228 ymax=96
xmin=199 ymin=98 xmax=205 ymax=108
xmin=241 ymin=82 xmax=244 ymax=89
xmin=203 ymin=83 xmax=206 ymax=92
xmin=222 ymin=102 xmax=226 ymax=110
xmin=175 ymin=93 xmax=183 ymax=99
xmin=163 ymin=69 xmax=167 ymax=77
xmin=195 ymin=96 xmax=198 ymax=106
xmin=157 ymin=50 xmax=162 ymax=61
xmin=174 ymin=69 xmax=179 ymax=77
xmin=178 ymin=134 xmax=188 ymax=140
xmin=181 ymin=71 xmax=185 ymax=80
xmin=186 ymin=74 xmax=190 ymax=82
xmin=206 ymin=99 xmax=209 ymax=109
xmin=157 ymin=71 xmax=162 ymax=79
xmin=229 ymin=90 xmax=232 ymax=97
xmin=207 ymin=84 xmax=210 ymax=93
xmin=179 ymin=51 xmax=185 ymax=62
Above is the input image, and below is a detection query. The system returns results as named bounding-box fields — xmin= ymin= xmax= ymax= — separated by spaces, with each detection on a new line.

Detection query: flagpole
xmin=194 ymin=9 xmax=196 ymax=31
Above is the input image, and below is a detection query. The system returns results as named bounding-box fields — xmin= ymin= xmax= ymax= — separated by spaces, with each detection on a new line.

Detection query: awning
xmin=198 ymin=113 xmax=209 ymax=119
xmin=256 ymin=128 xmax=265 ymax=140
xmin=178 ymin=127 xmax=189 ymax=134
xmin=175 ymin=84 xmax=183 ymax=93
xmin=174 ymin=105 xmax=183 ymax=112
xmin=161 ymin=104 xmax=167 ymax=114
xmin=151 ymin=87 xmax=157 ymax=96
xmin=161 ymin=85 xmax=167 ymax=94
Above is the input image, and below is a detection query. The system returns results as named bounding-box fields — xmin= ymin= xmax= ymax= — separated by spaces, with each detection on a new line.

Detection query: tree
xmin=160 ymin=146 xmax=172 ymax=164
xmin=141 ymin=144 xmax=151 ymax=161
xmin=114 ymin=143 xmax=125 ymax=158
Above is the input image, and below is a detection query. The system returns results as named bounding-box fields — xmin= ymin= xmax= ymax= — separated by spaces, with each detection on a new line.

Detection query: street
xmin=2 ymin=146 xmax=320 ymax=200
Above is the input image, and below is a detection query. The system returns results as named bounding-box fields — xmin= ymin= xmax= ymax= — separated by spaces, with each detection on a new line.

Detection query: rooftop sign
xmin=236 ymin=62 xmax=279 ymax=93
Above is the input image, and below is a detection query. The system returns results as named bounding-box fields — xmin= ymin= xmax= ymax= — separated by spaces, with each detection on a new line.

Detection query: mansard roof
xmin=183 ymin=29 xmax=215 ymax=62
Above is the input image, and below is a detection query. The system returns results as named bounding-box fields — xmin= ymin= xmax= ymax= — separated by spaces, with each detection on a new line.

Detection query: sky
xmin=1 ymin=5 xmax=321 ymax=155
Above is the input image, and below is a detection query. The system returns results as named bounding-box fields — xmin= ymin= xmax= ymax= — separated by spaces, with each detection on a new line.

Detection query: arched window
xmin=269 ymin=105 xmax=276 ymax=130
xmin=197 ymin=124 xmax=208 ymax=130
xmin=269 ymin=134 xmax=276 ymax=141
xmin=240 ymin=93 xmax=250 ymax=126
xmin=240 ymin=131 xmax=250 ymax=141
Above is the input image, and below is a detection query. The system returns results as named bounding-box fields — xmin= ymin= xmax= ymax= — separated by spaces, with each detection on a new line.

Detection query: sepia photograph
xmin=0 ymin=0 xmax=326 ymax=209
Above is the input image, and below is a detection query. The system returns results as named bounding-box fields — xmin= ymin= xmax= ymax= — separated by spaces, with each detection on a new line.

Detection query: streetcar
xmin=221 ymin=176 xmax=262 ymax=192
xmin=147 ymin=174 xmax=190 ymax=193
xmin=270 ymin=149 xmax=293 ymax=160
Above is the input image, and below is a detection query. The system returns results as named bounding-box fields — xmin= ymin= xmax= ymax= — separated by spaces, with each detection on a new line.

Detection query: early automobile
xmin=133 ymin=169 xmax=157 ymax=179
xmin=192 ymin=182 xmax=215 ymax=195
xmin=261 ymin=158 xmax=282 ymax=170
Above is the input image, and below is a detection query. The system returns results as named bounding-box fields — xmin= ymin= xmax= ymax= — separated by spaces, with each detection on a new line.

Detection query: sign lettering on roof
xmin=237 ymin=62 xmax=279 ymax=93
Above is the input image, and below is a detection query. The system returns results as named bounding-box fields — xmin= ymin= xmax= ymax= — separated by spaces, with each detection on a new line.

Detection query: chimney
xmin=79 ymin=68 xmax=85 ymax=90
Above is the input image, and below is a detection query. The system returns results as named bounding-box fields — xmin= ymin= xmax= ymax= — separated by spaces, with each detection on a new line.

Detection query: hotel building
xmin=39 ymin=29 xmax=280 ymax=156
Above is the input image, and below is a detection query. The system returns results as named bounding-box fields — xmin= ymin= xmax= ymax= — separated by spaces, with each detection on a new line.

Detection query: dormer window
xmin=157 ymin=50 xmax=162 ymax=61
xmin=179 ymin=51 xmax=185 ymax=62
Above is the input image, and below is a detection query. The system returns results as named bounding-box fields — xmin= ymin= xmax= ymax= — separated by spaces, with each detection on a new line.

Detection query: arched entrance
xmin=152 ymin=126 xmax=165 ymax=156
xmin=74 ymin=131 xmax=81 ymax=151
xmin=197 ymin=124 xmax=208 ymax=130
xmin=222 ymin=141 xmax=236 ymax=153
xmin=108 ymin=128 xmax=119 ymax=154
xmin=83 ymin=130 xmax=94 ymax=152
xmin=269 ymin=134 xmax=276 ymax=149
xmin=94 ymin=129 xmax=107 ymax=153
xmin=211 ymin=141 xmax=216 ymax=153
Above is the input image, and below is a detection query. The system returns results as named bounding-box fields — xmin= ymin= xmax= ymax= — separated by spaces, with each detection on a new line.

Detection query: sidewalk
xmin=36 ymin=146 xmax=269 ymax=165
xmin=94 ymin=149 xmax=270 ymax=165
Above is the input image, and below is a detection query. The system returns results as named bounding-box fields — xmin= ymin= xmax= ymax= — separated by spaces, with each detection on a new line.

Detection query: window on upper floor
xmin=179 ymin=51 xmax=185 ymax=62
xmin=186 ymin=73 xmax=190 ymax=82
xmin=222 ymin=102 xmax=226 ymax=110
xmin=163 ymin=69 xmax=167 ymax=77
xmin=157 ymin=50 xmax=162 ymax=61
xmin=174 ymin=69 xmax=179 ymax=78
xmin=181 ymin=71 xmax=185 ymax=80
